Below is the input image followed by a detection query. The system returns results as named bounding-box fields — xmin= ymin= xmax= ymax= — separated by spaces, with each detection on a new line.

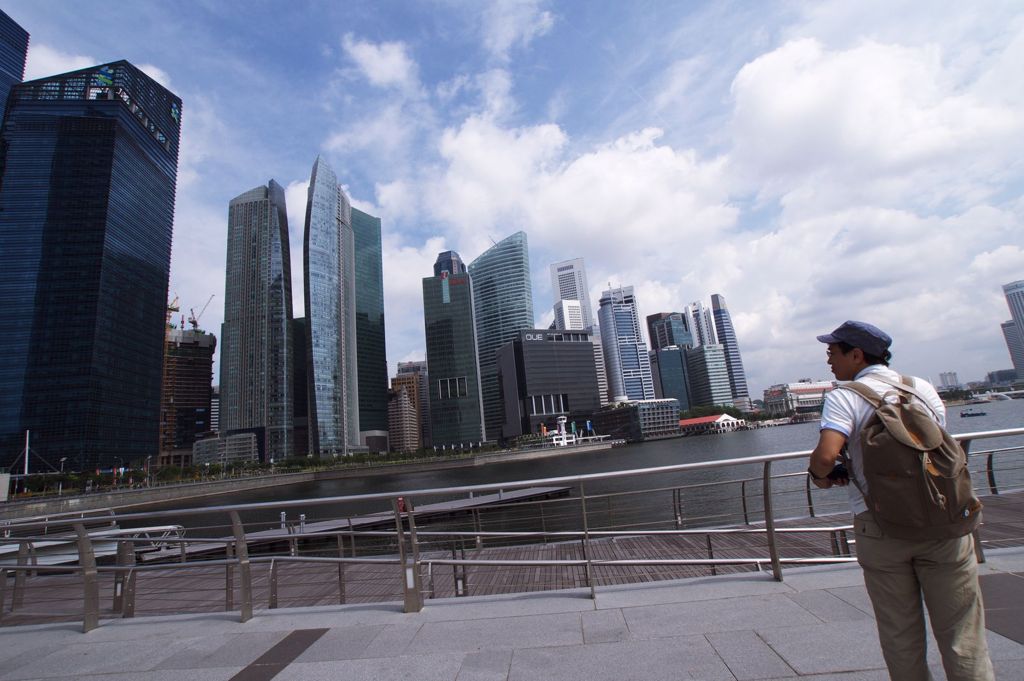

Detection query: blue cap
xmin=816 ymin=320 xmax=892 ymax=357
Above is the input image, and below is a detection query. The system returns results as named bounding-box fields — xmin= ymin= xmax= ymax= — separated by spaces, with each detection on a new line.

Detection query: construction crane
xmin=166 ymin=294 xmax=180 ymax=329
xmin=188 ymin=294 xmax=215 ymax=331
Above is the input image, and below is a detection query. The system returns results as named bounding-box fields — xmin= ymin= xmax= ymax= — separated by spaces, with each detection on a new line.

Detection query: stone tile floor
xmin=0 ymin=547 xmax=1022 ymax=680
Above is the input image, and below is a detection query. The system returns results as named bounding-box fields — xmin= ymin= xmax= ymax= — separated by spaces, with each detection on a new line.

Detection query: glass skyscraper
xmin=352 ymin=206 xmax=388 ymax=444
xmin=550 ymin=256 xmax=608 ymax=405
xmin=221 ymin=180 xmax=294 ymax=462
xmin=423 ymin=251 xmax=485 ymax=447
xmin=468 ymin=232 xmax=535 ymax=440
xmin=711 ymin=294 xmax=750 ymax=408
xmin=646 ymin=312 xmax=694 ymax=351
xmin=0 ymin=61 xmax=182 ymax=471
xmin=1003 ymin=280 xmax=1024 ymax=374
xmin=0 ymin=9 xmax=28 ymax=124
xmin=598 ymin=286 xmax=655 ymax=401
xmin=302 ymin=156 xmax=358 ymax=457
xmin=685 ymin=344 xmax=733 ymax=407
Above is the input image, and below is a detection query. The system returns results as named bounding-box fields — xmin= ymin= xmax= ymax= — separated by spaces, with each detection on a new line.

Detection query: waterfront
xmin=133 ymin=399 xmax=1024 ymax=536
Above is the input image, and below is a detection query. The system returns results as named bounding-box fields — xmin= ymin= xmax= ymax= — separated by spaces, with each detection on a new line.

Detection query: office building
xmin=598 ymin=286 xmax=655 ymax=402
xmin=468 ymin=231 xmax=535 ymax=440
xmin=1003 ymin=281 xmax=1024 ymax=373
xmin=423 ymin=251 xmax=485 ymax=447
xmin=387 ymin=386 xmax=418 ymax=454
xmin=397 ymin=360 xmax=430 ymax=448
xmin=390 ymin=371 xmax=423 ymax=452
xmin=1002 ymin=321 xmax=1024 ymax=375
xmin=649 ymin=346 xmax=691 ymax=412
xmin=647 ymin=312 xmax=693 ymax=351
xmin=686 ymin=301 xmax=717 ymax=347
xmin=938 ymin=372 xmax=960 ymax=390
xmin=763 ymin=380 xmax=835 ymax=417
xmin=684 ymin=345 xmax=732 ymax=407
xmin=591 ymin=399 xmax=680 ymax=442
xmin=0 ymin=10 xmax=28 ymax=123
xmin=158 ymin=328 xmax=216 ymax=468
xmin=711 ymin=294 xmax=750 ymax=409
xmin=550 ymin=257 xmax=608 ymax=405
xmin=496 ymin=329 xmax=600 ymax=439
xmin=353 ymin=207 xmax=388 ymax=450
xmin=291 ymin=317 xmax=309 ymax=457
xmin=0 ymin=62 xmax=182 ymax=471
xmin=193 ymin=431 xmax=259 ymax=467
xmin=221 ymin=180 xmax=294 ymax=462
xmin=210 ymin=386 xmax=220 ymax=433
xmin=302 ymin=156 xmax=359 ymax=457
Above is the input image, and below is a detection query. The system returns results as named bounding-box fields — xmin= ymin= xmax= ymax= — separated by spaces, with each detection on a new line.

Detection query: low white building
xmin=762 ymin=380 xmax=835 ymax=416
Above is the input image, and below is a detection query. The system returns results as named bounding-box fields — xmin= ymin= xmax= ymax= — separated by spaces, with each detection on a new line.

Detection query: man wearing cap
xmin=808 ymin=321 xmax=993 ymax=681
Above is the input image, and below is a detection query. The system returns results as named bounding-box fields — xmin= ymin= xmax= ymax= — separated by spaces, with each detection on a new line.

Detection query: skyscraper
xmin=685 ymin=344 xmax=733 ymax=407
xmin=423 ymin=251 xmax=485 ymax=447
xmin=650 ymin=347 xmax=691 ymax=411
xmin=598 ymin=286 xmax=655 ymax=401
xmin=469 ymin=232 xmax=535 ymax=440
xmin=302 ymin=157 xmax=359 ymax=457
xmin=0 ymin=10 xmax=28 ymax=124
xmin=550 ymin=257 xmax=608 ymax=405
xmin=646 ymin=312 xmax=694 ymax=351
xmin=221 ymin=180 xmax=294 ymax=462
xmin=391 ymin=370 xmax=423 ymax=452
xmin=1003 ymin=281 xmax=1024 ymax=374
xmin=397 ymin=360 xmax=431 ymax=448
xmin=711 ymin=294 xmax=750 ymax=409
xmin=352 ymin=207 xmax=388 ymax=449
xmin=0 ymin=61 xmax=182 ymax=471
xmin=159 ymin=328 xmax=216 ymax=468
xmin=686 ymin=301 xmax=717 ymax=346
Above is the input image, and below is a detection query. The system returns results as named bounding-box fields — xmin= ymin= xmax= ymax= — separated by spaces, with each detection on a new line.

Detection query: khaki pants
xmin=854 ymin=512 xmax=994 ymax=681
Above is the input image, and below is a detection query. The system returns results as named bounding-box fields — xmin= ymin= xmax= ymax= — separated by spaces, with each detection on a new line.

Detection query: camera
xmin=827 ymin=463 xmax=849 ymax=481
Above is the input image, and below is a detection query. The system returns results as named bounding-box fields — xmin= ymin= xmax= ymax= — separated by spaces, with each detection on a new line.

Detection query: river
xmin=135 ymin=399 xmax=1024 ymax=537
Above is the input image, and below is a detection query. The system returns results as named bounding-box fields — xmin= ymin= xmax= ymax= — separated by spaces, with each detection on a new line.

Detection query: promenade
xmin=1 ymin=546 xmax=1022 ymax=680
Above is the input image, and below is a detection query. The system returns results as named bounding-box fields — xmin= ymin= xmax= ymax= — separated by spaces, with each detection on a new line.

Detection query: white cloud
xmin=324 ymin=103 xmax=417 ymax=156
xmin=341 ymin=33 xmax=419 ymax=91
xmin=137 ymin=62 xmax=173 ymax=90
xmin=481 ymin=0 xmax=555 ymax=61
xmin=24 ymin=43 xmax=94 ymax=80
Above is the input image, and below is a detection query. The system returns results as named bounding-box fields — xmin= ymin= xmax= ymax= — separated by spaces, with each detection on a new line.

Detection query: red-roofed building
xmin=678 ymin=413 xmax=745 ymax=435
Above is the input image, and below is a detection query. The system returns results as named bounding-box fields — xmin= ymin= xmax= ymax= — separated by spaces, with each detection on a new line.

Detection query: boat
xmin=960 ymin=408 xmax=986 ymax=418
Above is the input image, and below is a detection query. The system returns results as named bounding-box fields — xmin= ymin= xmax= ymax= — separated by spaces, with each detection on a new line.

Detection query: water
xmin=135 ymin=399 xmax=1024 ymax=536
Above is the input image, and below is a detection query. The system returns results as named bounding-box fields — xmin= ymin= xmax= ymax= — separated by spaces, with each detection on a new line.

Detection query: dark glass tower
xmin=0 ymin=61 xmax=182 ymax=471
xmin=0 ymin=10 xmax=28 ymax=124
xmin=221 ymin=180 xmax=294 ymax=462
xmin=646 ymin=312 xmax=693 ymax=351
xmin=710 ymin=294 xmax=749 ymax=407
xmin=468 ymin=232 xmax=534 ymax=441
xmin=423 ymin=251 xmax=485 ymax=447
xmin=352 ymin=207 xmax=388 ymax=439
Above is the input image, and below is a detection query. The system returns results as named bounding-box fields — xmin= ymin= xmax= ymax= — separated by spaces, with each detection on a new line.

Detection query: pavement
xmin=2 ymin=548 xmax=1024 ymax=680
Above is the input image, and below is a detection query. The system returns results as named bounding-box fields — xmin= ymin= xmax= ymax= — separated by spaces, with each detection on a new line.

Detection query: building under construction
xmin=159 ymin=328 xmax=216 ymax=467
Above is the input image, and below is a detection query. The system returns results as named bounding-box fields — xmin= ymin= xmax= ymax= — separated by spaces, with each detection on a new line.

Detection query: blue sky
xmin=6 ymin=0 xmax=1023 ymax=395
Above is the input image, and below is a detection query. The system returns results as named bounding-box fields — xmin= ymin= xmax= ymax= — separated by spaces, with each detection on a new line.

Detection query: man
xmin=809 ymin=320 xmax=993 ymax=681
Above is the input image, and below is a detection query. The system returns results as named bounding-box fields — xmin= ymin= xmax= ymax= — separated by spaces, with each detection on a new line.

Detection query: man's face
xmin=826 ymin=343 xmax=861 ymax=381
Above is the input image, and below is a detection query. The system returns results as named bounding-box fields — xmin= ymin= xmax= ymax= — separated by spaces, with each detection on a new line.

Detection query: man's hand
xmin=809 ymin=429 xmax=848 ymax=489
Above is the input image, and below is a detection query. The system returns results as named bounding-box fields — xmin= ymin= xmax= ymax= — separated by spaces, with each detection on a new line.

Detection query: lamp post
xmin=58 ymin=457 xmax=67 ymax=496
xmin=145 ymin=455 xmax=152 ymax=487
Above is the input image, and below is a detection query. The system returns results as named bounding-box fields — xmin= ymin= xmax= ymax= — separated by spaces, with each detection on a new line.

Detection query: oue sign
xmin=524 ymin=333 xmax=545 ymax=341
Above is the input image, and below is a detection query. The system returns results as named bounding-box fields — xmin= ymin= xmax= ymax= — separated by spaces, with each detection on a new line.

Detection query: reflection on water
xmin=136 ymin=399 xmax=1024 ymax=537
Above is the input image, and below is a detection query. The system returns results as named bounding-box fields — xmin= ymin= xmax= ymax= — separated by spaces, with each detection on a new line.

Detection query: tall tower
xmin=0 ymin=62 xmax=182 ymax=471
xmin=1003 ymin=281 xmax=1024 ymax=374
xmin=352 ymin=207 xmax=388 ymax=449
xmin=423 ymin=251 xmax=485 ymax=447
xmin=221 ymin=180 xmax=294 ymax=462
xmin=397 ymin=360 xmax=431 ymax=448
xmin=646 ymin=312 xmax=693 ymax=351
xmin=302 ymin=156 xmax=359 ymax=457
xmin=0 ymin=10 xmax=28 ymax=124
xmin=159 ymin=328 xmax=216 ymax=468
xmin=468 ymin=232 xmax=535 ymax=440
xmin=710 ymin=294 xmax=750 ymax=408
xmin=686 ymin=301 xmax=717 ymax=347
xmin=550 ymin=257 xmax=608 ymax=405
xmin=598 ymin=286 xmax=655 ymax=401
xmin=685 ymin=345 xmax=733 ymax=407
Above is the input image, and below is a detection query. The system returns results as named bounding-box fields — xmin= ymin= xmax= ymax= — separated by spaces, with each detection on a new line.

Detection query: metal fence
xmin=1 ymin=427 xmax=1022 ymax=632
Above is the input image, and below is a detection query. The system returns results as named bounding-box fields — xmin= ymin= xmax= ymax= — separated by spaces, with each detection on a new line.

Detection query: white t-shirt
xmin=819 ymin=365 xmax=946 ymax=514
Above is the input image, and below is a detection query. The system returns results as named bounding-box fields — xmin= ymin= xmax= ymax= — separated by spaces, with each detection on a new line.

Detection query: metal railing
xmin=1 ymin=427 xmax=1021 ymax=632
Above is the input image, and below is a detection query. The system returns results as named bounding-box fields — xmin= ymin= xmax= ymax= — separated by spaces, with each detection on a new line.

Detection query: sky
xmin=5 ymin=0 xmax=1023 ymax=397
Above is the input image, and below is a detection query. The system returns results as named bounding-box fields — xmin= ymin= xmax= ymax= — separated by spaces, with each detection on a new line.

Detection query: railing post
xmin=228 ymin=511 xmax=253 ymax=622
xmin=392 ymin=497 xmax=423 ymax=613
xmin=473 ymin=509 xmax=483 ymax=550
xmin=540 ymin=503 xmax=548 ymax=544
xmin=961 ymin=438 xmax=989 ymax=564
xmin=12 ymin=541 xmax=28 ymax=609
xmin=337 ymin=534 xmax=346 ymax=604
xmin=673 ymin=488 xmax=682 ymax=529
xmin=706 ymin=534 xmax=716 ymax=576
xmin=123 ymin=569 xmax=137 ymax=618
xmin=268 ymin=559 xmax=278 ymax=609
xmin=580 ymin=482 xmax=595 ymax=599
xmin=74 ymin=523 xmax=100 ymax=632
xmin=762 ymin=462 xmax=783 ymax=581
xmin=112 ymin=539 xmax=134 ymax=612
xmin=741 ymin=481 xmax=749 ymax=525
xmin=0 ymin=568 xmax=7 ymax=622
xmin=985 ymin=453 xmax=998 ymax=496
xmin=225 ymin=541 xmax=235 ymax=611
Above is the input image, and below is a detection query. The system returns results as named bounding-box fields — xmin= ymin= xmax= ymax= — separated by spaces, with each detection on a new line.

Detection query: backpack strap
xmin=836 ymin=380 xmax=884 ymax=407
xmin=868 ymin=373 xmax=943 ymax=421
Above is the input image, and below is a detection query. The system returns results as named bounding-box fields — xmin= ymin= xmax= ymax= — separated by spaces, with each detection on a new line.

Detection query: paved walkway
xmin=2 ymin=548 xmax=1023 ymax=681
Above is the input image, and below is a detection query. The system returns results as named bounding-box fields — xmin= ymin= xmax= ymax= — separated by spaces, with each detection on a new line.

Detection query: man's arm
xmin=809 ymin=429 xmax=848 ymax=489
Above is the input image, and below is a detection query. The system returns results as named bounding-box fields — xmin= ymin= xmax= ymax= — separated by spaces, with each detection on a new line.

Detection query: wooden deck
xmin=3 ymin=490 xmax=1023 ymax=627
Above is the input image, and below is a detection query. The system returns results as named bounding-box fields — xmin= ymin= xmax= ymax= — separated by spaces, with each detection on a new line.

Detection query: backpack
xmin=838 ymin=374 xmax=982 ymax=540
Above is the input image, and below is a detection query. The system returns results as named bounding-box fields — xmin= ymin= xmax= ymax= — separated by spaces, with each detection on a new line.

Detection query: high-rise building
xmin=938 ymin=372 xmax=960 ymax=389
xmin=302 ymin=157 xmax=358 ymax=457
xmin=650 ymin=347 xmax=691 ymax=411
xmin=387 ymin=386 xmax=419 ymax=454
xmin=550 ymin=258 xmax=608 ymax=406
xmin=710 ymin=294 xmax=750 ymax=409
xmin=397 ymin=360 xmax=431 ymax=448
xmin=210 ymin=386 xmax=220 ymax=433
xmin=1003 ymin=281 xmax=1024 ymax=374
xmin=684 ymin=344 xmax=733 ymax=407
xmin=686 ymin=301 xmax=717 ymax=347
xmin=423 ymin=251 xmax=485 ymax=447
xmin=221 ymin=180 xmax=294 ymax=463
xmin=496 ymin=329 xmax=600 ymax=439
xmin=0 ymin=10 xmax=28 ymax=124
xmin=0 ymin=62 xmax=182 ymax=471
xmin=468 ymin=232 xmax=535 ymax=440
xmin=646 ymin=312 xmax=693 ymax=351
xmin=291 ymin=317 xmax=309 ymax=457
xmin=352 ymin=207 xmax=388 ymax=450
xmin=158 ymin=328 xmax=216 ymax=468
xmin=598 ymin=286 xmax=655 ymax=401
